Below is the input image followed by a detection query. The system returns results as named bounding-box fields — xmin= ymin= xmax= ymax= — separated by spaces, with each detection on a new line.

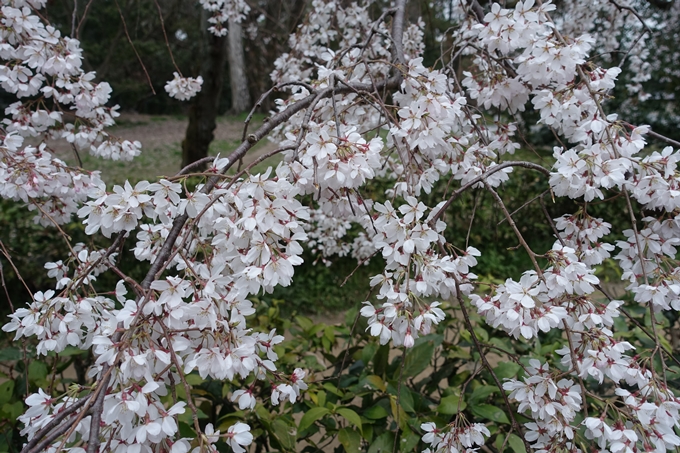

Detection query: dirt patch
xmin=108 ymin=113 xmax=270 ymax=155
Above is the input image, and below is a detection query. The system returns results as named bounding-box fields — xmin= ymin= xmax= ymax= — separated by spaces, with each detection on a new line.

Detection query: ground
xmin=50 ymin=113 xmax=280 ymax=185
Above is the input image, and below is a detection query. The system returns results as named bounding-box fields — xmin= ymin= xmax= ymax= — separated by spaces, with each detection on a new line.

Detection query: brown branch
xmin=497 ymin=188 xmax=551 ymax=226
xmin=646 ymin=128 xmax=680 ymax=148
xmin=608 ymin=0 xmax=653 ymax=35
xmin=21 ymin=394 xmax=92 ymax=453
xmin=241 ymin=81 xmax=315 ymax=143
xmin=177 ymin=156 xmax=216 ymax=176
xmin=75 ymin=0 xmax=94 ymax=39
xmin=0 ymin=240 xmax=31 ymax=302
xmin=85 ymin=365 xmax=110 ymax=453
xmin=27 ymin=407 xmax=92 ymax=453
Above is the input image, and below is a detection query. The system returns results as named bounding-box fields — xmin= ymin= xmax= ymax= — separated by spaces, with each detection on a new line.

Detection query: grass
xmin=69 ymin=142 xmax=184 ymax=186
xmin=58 ymin=113 xmax=280 ymax=187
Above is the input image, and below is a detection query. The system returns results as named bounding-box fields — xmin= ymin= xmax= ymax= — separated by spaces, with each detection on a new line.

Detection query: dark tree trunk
xmin=181 ymin=27 xmax=227 ymax=169
xmin=228 ymin=18 xmax=251 ymax=113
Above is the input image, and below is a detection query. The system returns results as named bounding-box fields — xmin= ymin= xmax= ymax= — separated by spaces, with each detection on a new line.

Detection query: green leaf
xmin=362 ymin=424 xmax=374 ymax=442
xmin=447 ymin=346 xmax=471 ymax=360
xmin=298 ymin=407 xmax=330 ymax=434
xmin=0 ymin=382 xmax=14 ymax=406
xmin=473 ymin=326 xmax=489 ymax=342
xmin=255 ymin=403 xmax=271 ymax=422
xmin=0 ymin=348 xmax=21 ymax=361
xmin=337 ymin=408 xmax=362 ymax=433
xmin=494 ymin=362 xmax=521 ymax=379
xmin=437 ymin=394 xmax=467 ymax=415
xmin=367 ymin=432 xmax=395 ymax=453
xmin=178 ymin=407 xmax=208 ymax=423
xmin=449 ymin=370 xmax=470 ymax=386
xmin=361 ymin=342 xmax=378 ymax=364
xmin=401 ymin=339 xmax=435 ymax=377
xmin=389 ymin=396 xmax=410 ymax=431
xmin=490 ymin=337 xmax=514 ymax=352
xmin=313 ymin=390 xmax=327 ymax=408
xmin=59 ymin=346 xmax=88 ymax=357
xmin=363 ymin=405 xmax=388 ymax=420
xmin=400 ymin=428 xmax=420 ymax=452
xmin=271 ymin=418 xmax=296 ymax=451
xmin=28 ymin=361 xmax=48 ymax=382
xmin=509 ymin=433 xmax=527 ymax=453
xmin=1 ymin=402 xmax=23 ymax=420
xmin=373 ymin=344 xmax=389 ymax=376
xmin=471 ymin=404 xmax=510 ymax=424
xmin=178 ymin=421 xmax=195 ymax=438
xmin=295 ymin=316 xmax=313 ymax=331
xmin=469 ymin=385 xmax=497 ymax=404
xmin=386 ymin=384 xmax=415 ymax=413
xmin=323 ymin=382 xmax=343 ymax=397
xmin=323 ymin=326 xmax=335 ymax=343
xmin=338 ymin=427 xmax=361 ymax=453
xmin=185 ymin=374 xmax=203 ymax=385
xmin=363 ymin=375 xmax=386 ymax=391
xmin=217 ymin=415 xmax=244 ymax=433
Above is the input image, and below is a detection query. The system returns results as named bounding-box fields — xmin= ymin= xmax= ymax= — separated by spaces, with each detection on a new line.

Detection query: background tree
xmin=181 ymin=15 xmax=228 ymax=169
xmin=227 ymin=17 xmax=251 ymax=114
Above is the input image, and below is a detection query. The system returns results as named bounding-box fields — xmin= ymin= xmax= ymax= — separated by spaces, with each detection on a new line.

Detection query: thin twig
xmin=645 ymin=128 xmax=680 ymax=148
xmin=453 ymin=278 xmax=532 ymax=452
xmin=113 ymin=0 xmax=156 ymax=95
xmin=153 ymin=0 xmax=182 ymax=74
xmin=71 ymin=0 xmax=78 ymax=40
xmin=21 ymin=394 xmax=93 ymax=453
xmin=177 ymin=156 xmax=216 ymax=175
xmin=0 ymin=241 xmax=32 ymax=298
xmin=485 ymin=183 xmax=544 ymax=278
xmin=75 ymin=0 xmax=94 ymax=38
xmin=429 ymin=161 xmax=550 ymax=225
xmin=497 ymin=189 xmax=550 ymax=226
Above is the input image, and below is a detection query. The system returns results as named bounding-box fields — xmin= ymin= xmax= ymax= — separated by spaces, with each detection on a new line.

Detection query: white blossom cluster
xmin=617 ymin=216 xmax=680 ymax=311
xmin=472 ymin=244 xmax=600 ymax=340
xmin=3 ymin=0 xmax=680 ymax=452
xmin=0 ymin=0 xmax=142 ymax=223
xmin=504 ymin=360 xmax=583 ymax=448
xmin=198 ymin=0 xmax=250 ymax=36
xmin=270 ymin=0 xmax=392 ymax=87
xmin=164 ymin=72 xmax=203 ymax=101
xmin=554 ymin=213 xmax=614 ymax=266
xmin=360 ymin=199 xmax=479 ymax=347
xmin=0 ymin=2 xmax=141 ymax=162
xmin=420 ymin=421 xmax=490 ymax=453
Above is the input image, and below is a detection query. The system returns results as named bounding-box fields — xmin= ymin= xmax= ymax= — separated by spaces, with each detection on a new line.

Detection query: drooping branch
xmin=429 ymin=161 xmax=550 ymax=225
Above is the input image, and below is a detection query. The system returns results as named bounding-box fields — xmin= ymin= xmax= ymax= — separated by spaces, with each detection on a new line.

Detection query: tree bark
xmin=227 ymin=18 xmax=251 ymax=113
xmin=181 ymin=27 xmax=227 ymax=169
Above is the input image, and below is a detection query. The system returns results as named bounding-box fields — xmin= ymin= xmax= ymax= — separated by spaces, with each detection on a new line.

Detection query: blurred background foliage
xmin=0 ymin=0 xmax=679 ymax=450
